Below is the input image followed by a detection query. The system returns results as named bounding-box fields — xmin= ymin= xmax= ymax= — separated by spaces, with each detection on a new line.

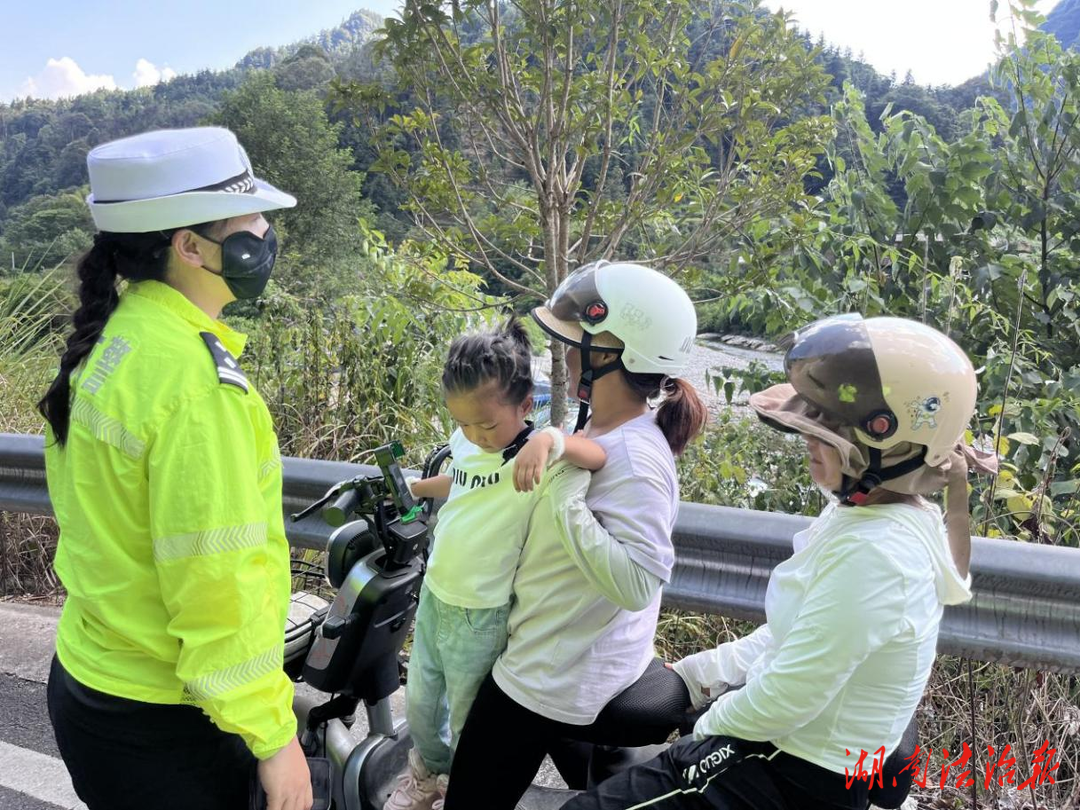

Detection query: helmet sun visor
xmin=531 ymin=264 xmax=623 ymax=351
xmin=749 ymin=383 xmax=865 ymax=472
xmin=549 ymin=266 xmax=607 ymax=322
xmin=781 ymin=315 xmax=896 ymax=440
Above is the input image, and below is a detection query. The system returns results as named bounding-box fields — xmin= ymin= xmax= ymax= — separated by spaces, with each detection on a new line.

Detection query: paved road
xmin=0 ymin=603 xmax=84 ymax=810
xmin=0 ymin=600 xmax=567 ymax=808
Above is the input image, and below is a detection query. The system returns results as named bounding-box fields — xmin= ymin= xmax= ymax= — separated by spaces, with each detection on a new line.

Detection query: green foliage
xmin=705 ymin=360 xmax=785 ymax=408
xmin=211 ymin=73 xmax=373 ymax=298
xmin=678 ymin=409 xmax=818 ymax=515
xmin=0 ymin=71 xmax=245 ymax=212
xmin=241 ymin=223 xmax=501 ymax=467
xmin=712 ymin=2 xmax=1080 ymax=546
xmin=339 ymin=0 xmax=834 ymax=425
xmin=360 ymin=0 xmax=833 ymax=284
xmin=0 ymin=188 xmax=93 ymax=270
xmin=0 ymin=265 xmax=71 ymax=434
xmin=0 ymin=12 xmax=387 ymax=262
xmin=274 ymin=48 xmax=336 ymax=93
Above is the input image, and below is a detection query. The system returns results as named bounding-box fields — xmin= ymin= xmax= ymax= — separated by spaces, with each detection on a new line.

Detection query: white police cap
xmin=86 ymin=127 xmax=296 ymax=233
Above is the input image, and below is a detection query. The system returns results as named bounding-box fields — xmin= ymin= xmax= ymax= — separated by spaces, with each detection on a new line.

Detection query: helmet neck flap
xmin=839 ymin=446 xmax=928 ymax=505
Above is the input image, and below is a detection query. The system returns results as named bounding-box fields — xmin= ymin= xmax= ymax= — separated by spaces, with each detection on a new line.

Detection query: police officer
xmin=39 ymin=127 xmax=313 ymax=810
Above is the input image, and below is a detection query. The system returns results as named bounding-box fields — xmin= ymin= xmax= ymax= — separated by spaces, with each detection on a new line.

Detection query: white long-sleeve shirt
xmin=673 ymin=500 xmax=972 ymax=775
xmin=494 ymin=411 xmax=678 ymax=725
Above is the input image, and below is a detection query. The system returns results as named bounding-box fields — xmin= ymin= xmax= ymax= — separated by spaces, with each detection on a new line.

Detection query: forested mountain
xmin=236 ymin=9 xmax=383 ymax=69
xmin=0 ymin=10 xmax=384 ymax=215
xmin=1045 ymin=0 xmax=1080 ymax=48
xmin=0 ymin=11 xmax=388 ymax=269
xmin=0 ymin=5 xmax=1017 ymax=268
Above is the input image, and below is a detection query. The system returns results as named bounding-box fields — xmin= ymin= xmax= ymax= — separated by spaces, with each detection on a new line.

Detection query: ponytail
xmin=38 ymin=223 xmax=220 ymax=444
xmin=623 ymin=372 xmax=708 ymax=456
xmin=655 ymin=377 xmax=708 ymax=456
xmin=498 ymin=316 xmax=531 ymax=353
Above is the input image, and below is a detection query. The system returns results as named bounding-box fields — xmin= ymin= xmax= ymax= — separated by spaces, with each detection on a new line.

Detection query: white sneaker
xmin=430 ymin=773 xmax=450 ymax=810
xmin=384 ymin=748 xmax=440 ymax=810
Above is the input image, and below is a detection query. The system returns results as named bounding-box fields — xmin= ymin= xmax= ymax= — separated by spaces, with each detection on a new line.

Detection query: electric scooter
xmin=282 ymin=441 xmax=918 ymax=810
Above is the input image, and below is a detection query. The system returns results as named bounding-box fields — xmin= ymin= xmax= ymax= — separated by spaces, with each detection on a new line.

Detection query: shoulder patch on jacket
xmin=199 ymin=331 xmax=249 ymax=393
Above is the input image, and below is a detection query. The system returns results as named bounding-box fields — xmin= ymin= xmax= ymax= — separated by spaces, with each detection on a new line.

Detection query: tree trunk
xmin=542 ymin=202 xmax=569 ymax=428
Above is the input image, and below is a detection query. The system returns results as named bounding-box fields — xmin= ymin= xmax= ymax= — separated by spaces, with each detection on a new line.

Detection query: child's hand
xmin=514 ymin=432 xmax=554 ymax=492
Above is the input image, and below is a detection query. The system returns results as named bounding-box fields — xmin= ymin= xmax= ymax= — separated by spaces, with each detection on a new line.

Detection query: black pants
xmin=47 ymin=655 xmax=257 ymax=810
xmin=563 ymin=734 xmax=869 ymax=810
xmin=443 ymin=674 xmax=868 ymax=810
xmin=444 ymin=673 xmax=674 ymax=809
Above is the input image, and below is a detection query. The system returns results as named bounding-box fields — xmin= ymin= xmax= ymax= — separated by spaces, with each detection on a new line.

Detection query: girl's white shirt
xmin=424 ymin=427 xmax=543 ymax=609
xmin=674 ymin=499 xmax=973 ymax=775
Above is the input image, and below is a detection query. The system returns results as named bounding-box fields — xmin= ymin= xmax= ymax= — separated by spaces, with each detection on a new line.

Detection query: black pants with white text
xmin=444 ymin=673 xmax=688 ymax=809
xmin=564 ymin=733 xmax=870 ymax=810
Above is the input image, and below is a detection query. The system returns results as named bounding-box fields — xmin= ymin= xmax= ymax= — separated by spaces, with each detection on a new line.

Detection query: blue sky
xmin=1 ymin=0 xmax=400 ymax=102
xmin=0 ymin=0 xmax=1062 ymax=102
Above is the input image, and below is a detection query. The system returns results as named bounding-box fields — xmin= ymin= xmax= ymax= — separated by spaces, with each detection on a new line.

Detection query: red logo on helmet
xmin=584 ymin=301 xmax=608 ymax=324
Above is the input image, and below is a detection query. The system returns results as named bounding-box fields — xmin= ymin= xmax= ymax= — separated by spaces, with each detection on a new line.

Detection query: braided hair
xmin=442 ymin=317 xmax=534 ymax=406
xmin=38 ymin=222 xmax=221 ymax=445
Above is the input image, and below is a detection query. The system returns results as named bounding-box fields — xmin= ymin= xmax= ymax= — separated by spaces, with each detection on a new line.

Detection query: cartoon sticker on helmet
xmin=908 ymin=393 xmax=947 ymax=430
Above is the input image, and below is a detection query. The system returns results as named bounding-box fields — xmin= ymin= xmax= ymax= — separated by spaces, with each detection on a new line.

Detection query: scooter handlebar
xmin=324 ymin=487 xmax=362 ymax=528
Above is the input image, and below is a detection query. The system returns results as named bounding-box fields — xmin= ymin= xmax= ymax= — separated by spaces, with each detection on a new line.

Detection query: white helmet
xmin=532 ymin=261 xmax=697 ymax=376
xmin=532 ymin=261 xmax=697 ymax=431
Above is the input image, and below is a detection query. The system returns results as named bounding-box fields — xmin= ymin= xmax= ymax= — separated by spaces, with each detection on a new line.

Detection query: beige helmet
xmin=751 ymin=314 xmax=979 ymax=504
xmin=782 ymin=314 xmax=977 ymax=466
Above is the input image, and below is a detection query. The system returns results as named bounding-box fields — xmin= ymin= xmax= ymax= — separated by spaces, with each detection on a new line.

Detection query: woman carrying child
xmin=443 ymin=261 xmax=709 ymax=809
xmin=385 ymin=318 xmax=607 ymax=809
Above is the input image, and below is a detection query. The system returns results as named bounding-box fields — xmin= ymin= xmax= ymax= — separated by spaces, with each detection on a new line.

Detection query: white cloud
xmin=19 ymin=56 xmax=117 ymax=100
xmin=133 ymin=58 xmax=178 ymax=88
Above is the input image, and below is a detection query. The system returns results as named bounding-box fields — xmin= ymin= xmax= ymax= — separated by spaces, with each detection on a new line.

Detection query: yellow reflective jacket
xmin=46 ymin=279 xmax=295 ymax=759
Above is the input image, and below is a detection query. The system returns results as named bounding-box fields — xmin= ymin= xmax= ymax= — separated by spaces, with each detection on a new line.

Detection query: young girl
xmin=385 ymin=318 xmax=607 ymax=810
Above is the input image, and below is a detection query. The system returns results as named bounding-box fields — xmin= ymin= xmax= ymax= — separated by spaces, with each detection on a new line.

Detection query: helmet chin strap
xmin=572 ymin=332 xmax=623 ymax=433
xmin=838 ymin=446 xmax=928 ymax=505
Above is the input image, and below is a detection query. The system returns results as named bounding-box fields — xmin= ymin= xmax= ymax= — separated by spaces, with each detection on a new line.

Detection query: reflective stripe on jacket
xmin=46 ymin=279 xmax=295 ymax=759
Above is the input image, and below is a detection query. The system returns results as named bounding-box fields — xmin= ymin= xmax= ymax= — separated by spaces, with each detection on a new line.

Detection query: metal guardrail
xmin=3 ymin=432 xmax=1079 ymax=674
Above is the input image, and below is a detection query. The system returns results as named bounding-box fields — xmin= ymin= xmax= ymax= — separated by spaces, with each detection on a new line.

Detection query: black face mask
xmin=201 ymin=224 xmax=278 ymax=299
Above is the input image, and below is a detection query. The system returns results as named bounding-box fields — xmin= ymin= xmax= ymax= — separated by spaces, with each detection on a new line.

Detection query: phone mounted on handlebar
xmin=288 ymin=441 xmax=444 ymax=703
xmin=291 ymin=440 xmax=425 ymax=575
